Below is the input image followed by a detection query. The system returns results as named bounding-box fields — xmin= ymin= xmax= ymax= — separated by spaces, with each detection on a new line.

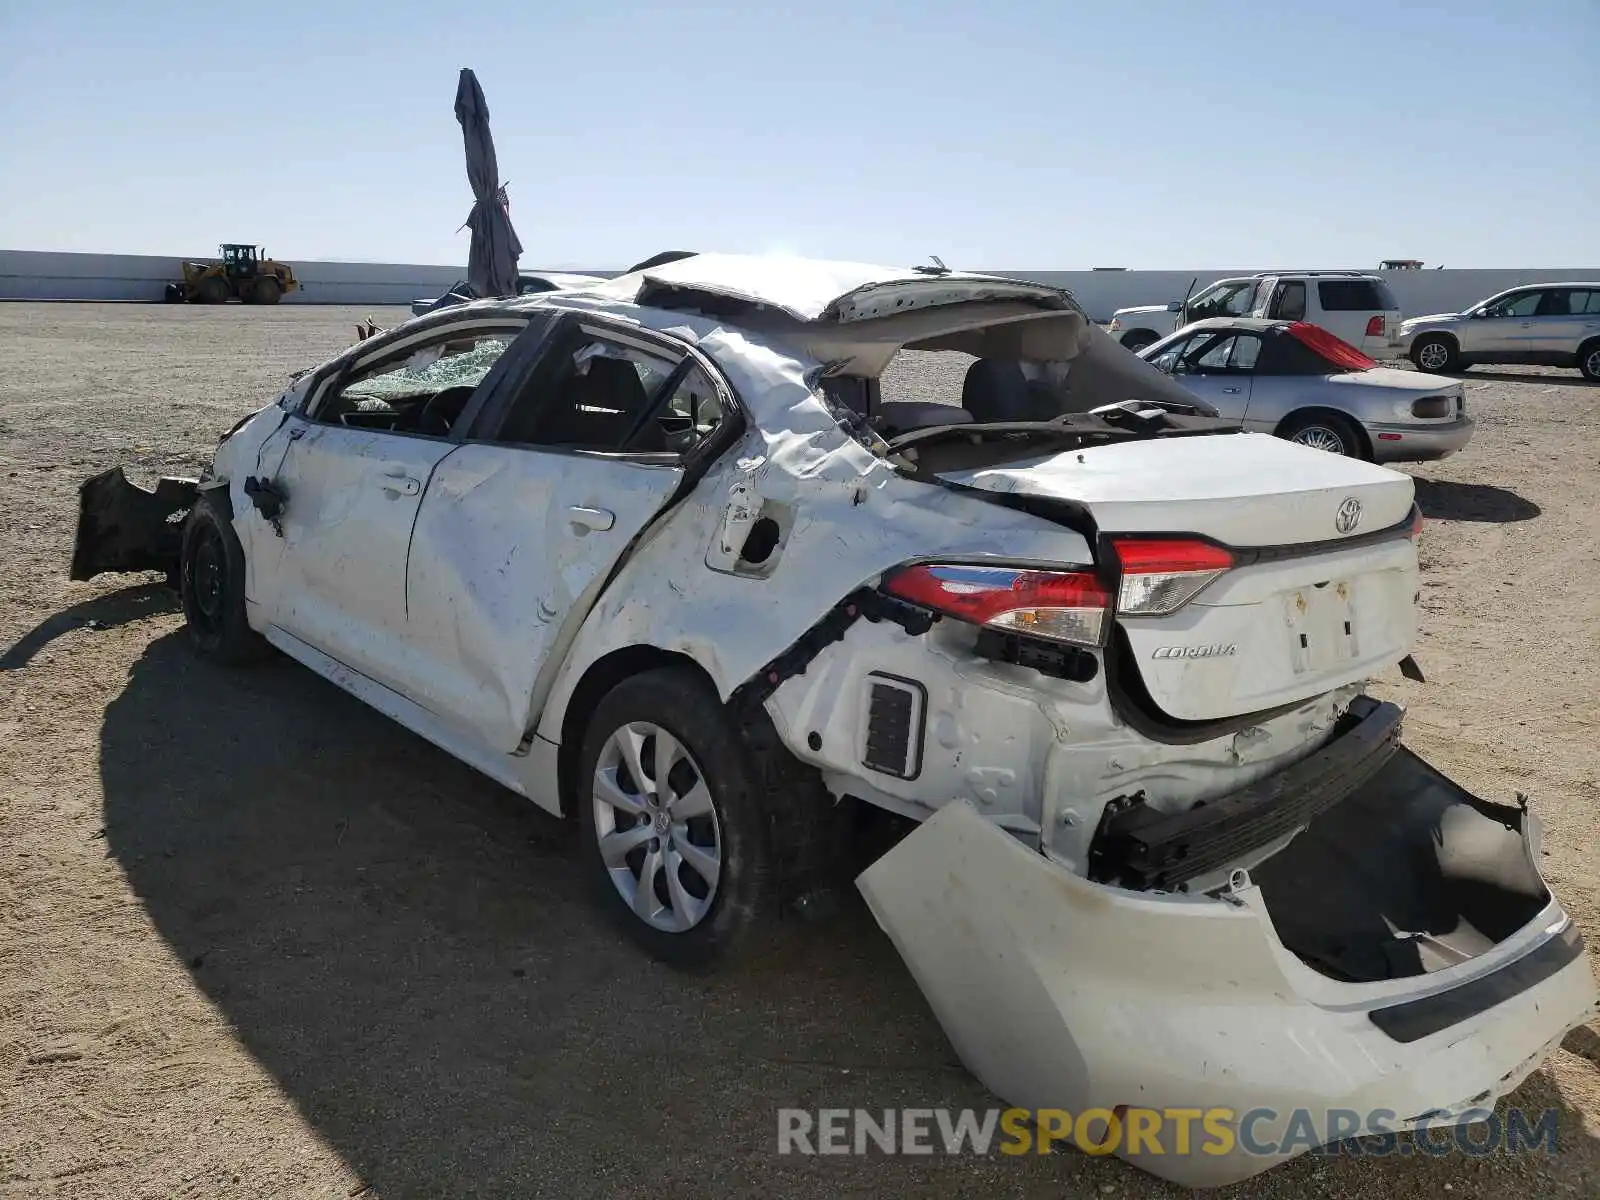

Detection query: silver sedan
xmin=1138 ymin=317 xmax=1473 ymax=462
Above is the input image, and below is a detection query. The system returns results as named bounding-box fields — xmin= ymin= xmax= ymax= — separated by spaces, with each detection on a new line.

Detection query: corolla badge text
xmin=1151 ymin=644 xmax=1238 ymax=659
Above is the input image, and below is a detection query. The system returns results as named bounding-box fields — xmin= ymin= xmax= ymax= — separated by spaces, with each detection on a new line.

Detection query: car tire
xmin=1279 ymin=411 xmax=1365 ymax=458
xmin=197 ymin=276 xmax=229 ymax=305
xmin=179 ymin=491 xmax=268 ymax=665
xmin=578 ymin=667 xmax=822 ymax=970
xmin=254 ymin=277 xmax=283 ymax=305
xmin=1578 ymin=339 xmax=1600 ymax=383
xmin=1410 ymin=334 xmax=1460 ymax=374
xmin=1120 ymin=330 xmax=1158 ymax=352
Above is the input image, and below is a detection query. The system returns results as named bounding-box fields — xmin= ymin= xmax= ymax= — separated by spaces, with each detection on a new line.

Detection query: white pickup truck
xmin=1110 ymin=272 xmax=1404 ymax=358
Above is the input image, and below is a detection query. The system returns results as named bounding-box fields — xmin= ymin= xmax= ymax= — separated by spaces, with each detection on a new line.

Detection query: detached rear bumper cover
xmin=70 ymin=466 xmax=197 ymax=583
xmin=858 ymin=772 xmax=1598 ymax=1188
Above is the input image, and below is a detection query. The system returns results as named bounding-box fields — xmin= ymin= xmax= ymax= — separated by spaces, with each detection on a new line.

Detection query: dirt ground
xmin=1 ymin=302 xmax=1597 ymax=1200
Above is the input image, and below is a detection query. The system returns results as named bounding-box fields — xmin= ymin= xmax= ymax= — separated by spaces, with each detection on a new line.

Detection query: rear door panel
xmin=1533 ymin=290 xmax=1591 ymax=359
xmin=404 ymin=447 xmax=683 ymax=749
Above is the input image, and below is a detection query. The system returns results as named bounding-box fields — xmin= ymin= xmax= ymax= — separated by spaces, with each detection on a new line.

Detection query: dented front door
xmin=250 ymin=417 xmax=458 ymax=694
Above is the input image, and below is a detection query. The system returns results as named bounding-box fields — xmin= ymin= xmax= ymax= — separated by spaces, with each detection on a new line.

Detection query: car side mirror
xmin=1166 ymin=301 xmax=1183 ymax=312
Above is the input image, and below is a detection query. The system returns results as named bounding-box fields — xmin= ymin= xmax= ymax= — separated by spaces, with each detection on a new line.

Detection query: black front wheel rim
xmin=190 ymin=529 xmax=225 ymax=632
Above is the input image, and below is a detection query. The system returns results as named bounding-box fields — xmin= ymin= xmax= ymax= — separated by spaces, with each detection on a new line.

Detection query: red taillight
xmin=1110 ymin=538 xmax=1234 ymax=574
xmin=1366 ymin=315 xmax=1385 ymax=337
xmin=882 ymin=563 xmax=1110 ymax=647
xmin=1110 ymin=537 xmax=1234 ymax=616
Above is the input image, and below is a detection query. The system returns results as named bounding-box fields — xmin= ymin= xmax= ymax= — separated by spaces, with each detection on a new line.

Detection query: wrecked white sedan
xmin=71 ymin=254 xmax=1597 ymax=1187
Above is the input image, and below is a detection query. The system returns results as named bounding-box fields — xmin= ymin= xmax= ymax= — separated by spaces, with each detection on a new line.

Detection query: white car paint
xmin=411 ymin=271 xmax=609 ymax=316
xmin=858 ymin=800 xmax=1598 ymax=1189
xmin=162 ymin=253 xmax=1595 ymax=1188
xmin=582 ymin=252 xmax=1074 ymax=321
xmin=1109 ymin=273 xmax=1404 ymax=358
xmin=938 ymin=431 xmax=1414 ymax=545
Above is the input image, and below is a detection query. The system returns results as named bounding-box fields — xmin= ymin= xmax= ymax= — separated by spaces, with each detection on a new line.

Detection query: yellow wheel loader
xmin=164 ymin=244 xmax=299 ymax=305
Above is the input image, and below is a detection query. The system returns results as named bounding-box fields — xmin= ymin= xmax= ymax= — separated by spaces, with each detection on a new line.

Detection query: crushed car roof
xmin=575 ymin=252 xmax=1080 ymax=324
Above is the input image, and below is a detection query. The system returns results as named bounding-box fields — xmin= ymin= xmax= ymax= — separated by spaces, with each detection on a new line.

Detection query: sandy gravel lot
xmin=1 ymin=302 xmax=1597 ymax=1199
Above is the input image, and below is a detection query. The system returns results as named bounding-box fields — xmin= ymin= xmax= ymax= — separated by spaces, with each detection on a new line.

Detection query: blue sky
xmin=1 ymin=0 xmax=1595 ymax=269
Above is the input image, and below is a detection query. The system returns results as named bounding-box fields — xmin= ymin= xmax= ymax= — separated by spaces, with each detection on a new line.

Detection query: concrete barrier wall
xmin=0 ymin=249 xmax=485 ymax=305
xmin=3 ymin=250 xmax=1595 ymax=321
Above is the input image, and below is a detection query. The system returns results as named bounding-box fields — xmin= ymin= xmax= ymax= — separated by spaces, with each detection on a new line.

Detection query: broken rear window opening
xmin=880 ymin=408 xmax=1241 ymax=478
xmin=818 ymin=319 xmax=1236 ymax=474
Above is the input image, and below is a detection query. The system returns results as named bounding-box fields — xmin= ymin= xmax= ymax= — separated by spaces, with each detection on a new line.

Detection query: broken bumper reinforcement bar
xmin=1089 ymin=695 xmax=1402 ymax=891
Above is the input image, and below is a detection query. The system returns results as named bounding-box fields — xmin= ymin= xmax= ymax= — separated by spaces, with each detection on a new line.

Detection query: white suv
xmin=1110 ymin=272 xmax=1403 ymax=357
xmin=70 ymin=255 xmax=1597 ymax=1189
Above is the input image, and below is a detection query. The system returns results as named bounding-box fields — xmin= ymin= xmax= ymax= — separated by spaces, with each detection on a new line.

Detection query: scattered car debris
xmin=70 ymin=466 xmax=197 ymax=584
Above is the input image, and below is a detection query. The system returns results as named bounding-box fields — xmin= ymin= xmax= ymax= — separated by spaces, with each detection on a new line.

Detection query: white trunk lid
xmin=939 ymin=433 xmax=1419 ymax=721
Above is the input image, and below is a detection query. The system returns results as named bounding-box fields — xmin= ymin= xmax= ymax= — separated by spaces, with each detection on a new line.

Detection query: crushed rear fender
xmin=69 ymin=466 xmax=199 ymax=584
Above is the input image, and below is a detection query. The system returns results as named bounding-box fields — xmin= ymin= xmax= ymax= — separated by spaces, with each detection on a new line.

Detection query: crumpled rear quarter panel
xmin=533 ymin=318 xmax=1093 ymax=744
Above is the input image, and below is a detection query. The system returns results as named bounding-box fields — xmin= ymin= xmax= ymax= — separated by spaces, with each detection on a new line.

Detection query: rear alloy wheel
xmin=1411 ymin=334 xmax=1459 ymax=374
xmin=1579 ymin=340 xmax=1600 ymax=382
xmin=1281 ymin=411 xmax=1363 ymax=458
xmin=577 ymin=669 xmax=781 ymax=969
xmin=593 ymin=721 xmax=722 ymax=933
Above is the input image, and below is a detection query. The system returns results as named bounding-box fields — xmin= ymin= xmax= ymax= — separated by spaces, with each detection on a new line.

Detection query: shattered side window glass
xmin=342 ymin=334 xmax=515 ymax=405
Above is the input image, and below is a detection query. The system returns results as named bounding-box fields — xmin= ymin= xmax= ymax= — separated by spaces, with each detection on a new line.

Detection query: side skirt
xmin=263 ymin=625 xmax=563 ymax=815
